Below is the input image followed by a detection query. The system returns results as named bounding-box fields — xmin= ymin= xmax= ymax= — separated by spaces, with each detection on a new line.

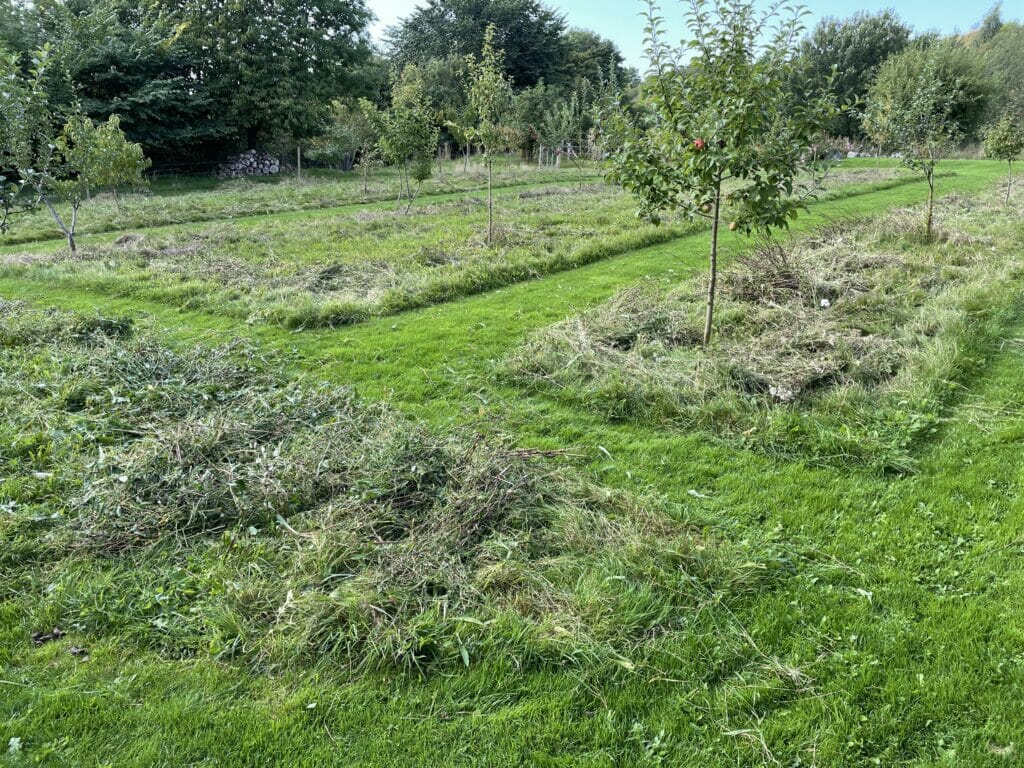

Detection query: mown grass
xmin=0 ymin=163 xmax=914 ymax=330
xmin=0 ymin=159 xmax=603 ymax=247
xmin=505 ymin=185 xmax=1024 ymax=471
xmin=0 ymin=301 xmax=803 ymax=678
xmin=0 ymin=185 xmax=701 ymax=328
xmin=2 ymin=160 xmax=1023 ymax=766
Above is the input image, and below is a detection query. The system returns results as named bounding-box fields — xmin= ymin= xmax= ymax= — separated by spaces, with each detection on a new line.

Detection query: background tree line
xmin=1 ymin=0 xmax=1022 ymax=173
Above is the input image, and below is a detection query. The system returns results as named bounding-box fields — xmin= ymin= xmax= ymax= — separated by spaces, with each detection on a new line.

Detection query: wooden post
xmin=296 ymin=145 xmax=302 ymax=181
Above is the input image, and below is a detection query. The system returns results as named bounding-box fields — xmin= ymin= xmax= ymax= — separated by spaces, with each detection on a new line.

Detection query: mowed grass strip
xmin=504 ymin=184 xmax=1024 ymax=471
xmin=0 ymin=163 xmax=915 ymax=331
xmin=0 ymin=185 xmax=701 ymax=328
xmin=0 ymin=300 xmax=802 ymax=676
xmin=0 ymin=159 xmax=604 ymax=247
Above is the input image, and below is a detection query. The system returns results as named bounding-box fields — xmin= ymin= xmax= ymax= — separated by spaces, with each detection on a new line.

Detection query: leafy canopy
xmin=368 ymin=66 xmax=440 ymax=185
xmin=386 ymin=0 xmax=566 ymax=89
xmin=984 ymin=110 xmax=1024 ymax=163
xmin=864 ymin=43 xmax=987 ymax=171
xmin=796 ymin=10 xmax=911 ymax=139
xmin=466 ymin=24 xmax=516 ymax=156
xmin=608 ymin=0 xmax=837 ymax=233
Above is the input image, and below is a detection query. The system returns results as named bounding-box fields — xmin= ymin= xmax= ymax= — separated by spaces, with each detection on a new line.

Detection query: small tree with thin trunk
xmin=983 ymin=110 xmax=1024 ymax=204
xmin=606 ymin=0 xmax=836 ymax=346
xmin=370 ymin=66 xmax=439 ymax=211
xmin=466 ymin=25 xmax=515 ymax=245
xmin=1 ymin=48 xmax=149 ymax=251
xmin=33 ymin=114 xmax=149 ymax=252
xmin=0 ymin=48 xmax=51 ymax=234
xmin=864 ymin=47 xmax=968 ymax=240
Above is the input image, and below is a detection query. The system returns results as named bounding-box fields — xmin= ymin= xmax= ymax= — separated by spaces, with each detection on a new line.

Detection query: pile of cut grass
xmin=505 ymin=184 xmax=1024 ymax=471
xmin=0 ymin=302 xmax=799 ymax=672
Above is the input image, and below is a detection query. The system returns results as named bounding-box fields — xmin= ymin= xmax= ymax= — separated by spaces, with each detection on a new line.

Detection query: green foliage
xmin=0 ymin=47 xmax=53 ymax=233
xmin=0 ymin=50 xmax=149 ymax=251
xmin=796 ymin=10 xmax=911 ymax=139
xmin=368 ymin=66 xmax=440 ymax=201
xmin=607 ymin=0 xmax=837 ymax=344
xmin=864 ymin=42 xmax=989 ymax=235
xmin=983 ymin=110 xmax=1024 ymax=162
xmin=983 ymin=109 xmax=1024 ymax=202
xmin=55 ymin=114 xmax=150 ymax=195
xmin=540 ymin=84 xmax=589 ymax=154
xmin=386 ymin=0 xmax=567 ymax=89
xmin=467 ymin=26 xmax=516 ymax=156
xmin=0 ymin=0 xmax=34 ymax=54
xmin=977 ymin=22 xmax=1024 ymax=116
xmin=307 ymin=101 xmax=380 ymax=172
xmin=978 ymin=3 xmax=1004 ymax=43
xmin=149 ymin=0 xmax=373 ymax=147
xmin=31 ymin=0 xmax=227 ymax=163
xmin=466 ymin=25 xmax=517 ymax=242
xmin=561 ymin=28 xmax=636 ymax=89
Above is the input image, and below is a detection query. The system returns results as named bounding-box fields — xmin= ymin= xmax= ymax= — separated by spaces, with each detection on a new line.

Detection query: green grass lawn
xmin=2 ymin=159 xmax=1023 ymax=766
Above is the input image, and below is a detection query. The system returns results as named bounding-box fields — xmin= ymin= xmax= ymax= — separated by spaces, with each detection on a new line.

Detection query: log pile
xmin=216 ymin=149 xmax=281 ymax=178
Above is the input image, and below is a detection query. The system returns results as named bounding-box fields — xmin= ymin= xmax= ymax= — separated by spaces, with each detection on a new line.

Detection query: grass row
xmin=0 ymin=163 xmax=915 ymax=330
xmin=0 ymin=161 xmax=604 ymax=248
xmin=0 ymin=301 xmax=798 ymax=677
xmin=505 ymin=185 xmax=1024 ymax=471
xmin=0 ymin=159 xmax=605 ymax=247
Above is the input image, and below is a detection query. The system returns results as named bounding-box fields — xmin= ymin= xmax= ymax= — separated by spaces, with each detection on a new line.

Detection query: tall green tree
xmin=0 ymin=47 xmax=51 ymax=233
xmin=163 ymin=0 xmax=373 ymax=149
xmin=977 ymin=22 xmax=1024 ymax=115
xmin=0 ymin=0 xmax=35 ymax=55
xmin=607 ymin=0 xmax=837 ymax=346
xmin=387 ymin=0 xmax=566 ymax=88
xmin=368 ymin=66 xmax=440 ymax=208
xmin=864 ymin=43 xmax=986 ymax=238
xmin=978 ymin=3 xmax=1004 ymax=43
xmin=560 ymin=29 xmax=634 ymax=89
xmin=796 ymin=11 xmax=911 ymax=139
xmin=31 ymin=0 xmax=228 ymax=164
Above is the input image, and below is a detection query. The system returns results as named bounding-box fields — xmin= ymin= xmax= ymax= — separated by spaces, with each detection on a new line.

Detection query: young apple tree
xmin=864 ymin=43 xmax=986 ymax=238
xmin=983 ymin=110 xmax=1024 ymax=204
xmin=606 ymin=0 xmax=836 ymax=346
xmin=369 ymin=65 xmax=439 ymax=210
xmin=0 ymin=48 xmax=51 ymax=234
xmin=1 ymin=49 xmax=149 ymax=251
xmin=466 ymin=24 xmax=516 ymax=244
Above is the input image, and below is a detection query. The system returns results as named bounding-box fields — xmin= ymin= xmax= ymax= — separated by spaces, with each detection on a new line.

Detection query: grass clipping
xmin=506 ymin=185 xmax=1024 ymax=471
xmin=0 ymin=302 xmax=788 ymax=672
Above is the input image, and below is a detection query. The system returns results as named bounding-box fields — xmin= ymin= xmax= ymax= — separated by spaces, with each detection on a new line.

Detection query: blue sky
xmin=367 ymin=0 xmax=1019 ymax=71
